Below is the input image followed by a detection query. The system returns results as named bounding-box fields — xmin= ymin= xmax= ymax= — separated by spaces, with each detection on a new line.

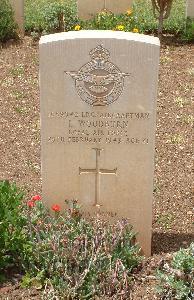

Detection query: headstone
xmin=186 ymin=0 xmax=194 ymax=18
xmin=9 ymin=0 xmax=24 ymax=34
xmin=78 ymin=0 xmax=133 ymax=19
xmin=40 ymin=31 xmax=160 ymax=256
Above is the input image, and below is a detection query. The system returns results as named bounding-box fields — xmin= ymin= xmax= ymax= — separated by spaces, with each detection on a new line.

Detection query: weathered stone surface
xmin=187 ymin=0 xmax=194 ymax=18
xmin=40 ymin=31 xmax=160 ymax=256
xmin=78 ymin=0 xmax=133 ymax=19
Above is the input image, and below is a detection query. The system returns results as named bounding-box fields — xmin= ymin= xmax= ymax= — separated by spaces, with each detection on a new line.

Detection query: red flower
xmin=27 ymin=200 xmax=35 ymax=208
xmin=31 ymin=195 xmax=41 ymax=202
xmin=51 ymin=204 xmax=61 ymax=212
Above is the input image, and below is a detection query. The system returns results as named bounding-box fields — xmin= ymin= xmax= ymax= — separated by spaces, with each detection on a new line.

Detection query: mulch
xmin=0 ymin=36 xmax=193 ymax=299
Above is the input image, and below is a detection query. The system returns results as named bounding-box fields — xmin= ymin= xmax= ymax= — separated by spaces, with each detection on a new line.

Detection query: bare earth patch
xmin=0 ymin=37 xmax=193 ymax=299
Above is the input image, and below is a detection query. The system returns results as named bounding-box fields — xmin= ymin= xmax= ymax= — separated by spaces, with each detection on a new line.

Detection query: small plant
xmin=10 ymin=90 xmax=25 ymax=100
xmin=174 ymin=97 xmax=189 ymax=108
xmin=169 ymin=134 xmax=184 ymax=144
xmin=156 ymin=243 xmax=194 ymax=299
xmin=180 ymin=115 xmax=194 ymax=126
xmin=0 ymin=180 xmax=27 ymax=269
xmin=22 ymin=199 xmax=142 ymax=299
xmin=151 ymin=0 xmax=173 ymax=37
xmin=156 ymin=213 xmax=174 ymax=230
xmin=0 ymin=0 xmax=18 ymax=42
xmin=10 ymin=64 xmax=25 ymax=77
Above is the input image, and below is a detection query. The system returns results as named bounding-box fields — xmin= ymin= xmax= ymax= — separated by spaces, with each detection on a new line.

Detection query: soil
xmin=0 ymin=36 xmax=193 ymax=299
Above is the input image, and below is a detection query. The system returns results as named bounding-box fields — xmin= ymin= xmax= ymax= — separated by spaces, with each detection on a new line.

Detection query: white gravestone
xmin=40 ymin=31 xmax=160 ymax=256
xmin=78 ymin=0 xmax=133 ymax=19
xmin=187 ymin=0 xmax=194 ymax=18
xmin=10 ymin=0 xmax=24 ymax=34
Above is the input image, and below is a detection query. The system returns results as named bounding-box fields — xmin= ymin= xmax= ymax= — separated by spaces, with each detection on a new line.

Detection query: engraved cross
xmin=79 ymin=148 xmax=117 ymax=206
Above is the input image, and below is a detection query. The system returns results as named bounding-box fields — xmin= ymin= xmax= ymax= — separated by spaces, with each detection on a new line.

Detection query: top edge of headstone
xmin=39 ymin=30 xmax=160 ymax=46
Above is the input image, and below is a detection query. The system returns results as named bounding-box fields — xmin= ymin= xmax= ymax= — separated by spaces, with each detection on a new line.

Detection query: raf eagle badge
xmin=65 ymin=45 xmax=130 ymax=106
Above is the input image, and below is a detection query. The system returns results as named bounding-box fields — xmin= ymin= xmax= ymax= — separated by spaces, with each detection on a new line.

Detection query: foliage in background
xmin=24 ymin=0 xmax=186 ymax=36
xmin=81 ymin=10 xmax=139 ymax=33
xmin=25 ymin=0 xmax=78 ymax=34
xmin=22 ymin=199 xmax=142 ymax=299
xmin=132 ymin=0 xmax=185 ymax=34
xmin=0 ymin=180 xmax=27 ymax=270
xmin=182 ymin=18 xmax=194 ymax=42
xmin=151 ymin=0 xmax=173 ymax=36
xmin=156 ymin=243 xmax=194 ymax=299
xmin=0 ymin=0 xmax=18 ymax=42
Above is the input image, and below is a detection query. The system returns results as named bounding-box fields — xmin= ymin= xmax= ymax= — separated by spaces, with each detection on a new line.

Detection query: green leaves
xmin=24 ymin=0 xmax=186 ymax=36
xmin=182 ymin=18 xmax=194 ymax=42
xmin=0 ymin=180 xmax=27 ymax=269
xmin=0 ymin=183 xmax=142 ymax=297
xmin=0 ymin=0 xmax=18 ymax=42
xmin=156 ymin=244 xmax=194 ymax=299
xmin=22 ymin=200 xmax=142 ymax=298
xmin=172 ymin=245 xmax=194 ymax=274
xmin=25 ymin=0 xmax=78 ymax=33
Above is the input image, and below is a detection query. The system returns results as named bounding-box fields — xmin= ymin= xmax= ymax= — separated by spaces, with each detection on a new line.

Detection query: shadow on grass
xmin=152 ymin=231 xmax=194 ymax=254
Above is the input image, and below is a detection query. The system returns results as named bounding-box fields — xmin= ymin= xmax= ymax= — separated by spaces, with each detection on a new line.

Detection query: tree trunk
xmin=58 ymin=11 xmax=64 ymax=32
xmin=158 ymin=11 xmax=164 ymax=39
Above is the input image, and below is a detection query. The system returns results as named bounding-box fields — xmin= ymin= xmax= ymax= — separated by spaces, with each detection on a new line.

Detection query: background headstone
xmin=40 ymin=31 xmax=160 ymax=256
xmin=9 ymin=0 xmax=24 ymax=34
xmin=78 ymin=0 xmax=133 ymax=19
xmin=186 ymin=0 xmax=194 ymax=18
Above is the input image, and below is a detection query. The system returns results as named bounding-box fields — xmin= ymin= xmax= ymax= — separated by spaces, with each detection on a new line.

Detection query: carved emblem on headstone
xmin=65 ymin=45 xmax=130 ymax=106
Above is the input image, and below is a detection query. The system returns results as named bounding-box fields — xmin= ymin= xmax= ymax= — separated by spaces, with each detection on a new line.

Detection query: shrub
xmin=163 ymin=0 xmax=185 ymax=34
xmin=0 ymin=0 xmax=18 ymax=42
xmin=25 ymin=0 xmax=186 ymax=36
xmin=156 ymin=243 xmax=194 ymax=299
xmin=0 ymin=180 xmax=27 ymax=270
xmin=25 ymin=0 xmax=78 ymax=33
xmin=181 ymin=18 xmax=194 ymax=42
xmin=22 ymin=199 xmax=142 ymax=299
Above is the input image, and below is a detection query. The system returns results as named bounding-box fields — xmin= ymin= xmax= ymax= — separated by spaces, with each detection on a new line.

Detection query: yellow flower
xmin=127 ymin=8 xmax=132 ymax=15
xmin=133 ymin=28 xmax=139 ymax=33
xmin=99 ymin=9 xmax=108 ymax=16
xmin=116 ymin=25 xmax=125 ymax=31
xmin=74 ymin=25 xmax=81 ymax=31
